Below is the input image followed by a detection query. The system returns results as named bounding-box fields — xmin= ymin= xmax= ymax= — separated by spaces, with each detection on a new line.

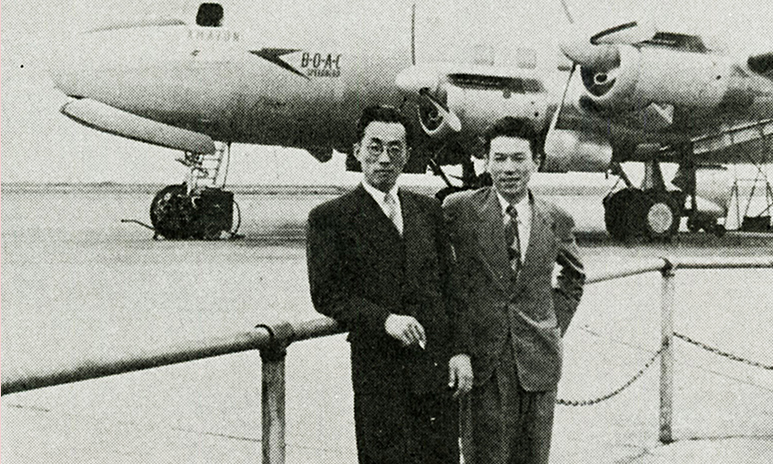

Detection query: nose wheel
xmin=149 ymin=184 xmax=238 ymax=240
xmin=144 ymin=142 xmax=241 ymax=240
xmin=150 ymin=184 xmax=196 ymax=239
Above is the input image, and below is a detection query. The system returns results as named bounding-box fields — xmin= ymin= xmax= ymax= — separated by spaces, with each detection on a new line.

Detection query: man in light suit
xmin=307 ymin=105 xmax=473 ymax=464
xmin=444 ymin=117 xmax=585 ymax=464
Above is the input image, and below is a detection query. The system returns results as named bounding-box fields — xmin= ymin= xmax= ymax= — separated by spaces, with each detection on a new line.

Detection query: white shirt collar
xmin=362 ymin=181 xmax=400 ymax=207
xmin=495 ymin=190 xmax=530 ymax=220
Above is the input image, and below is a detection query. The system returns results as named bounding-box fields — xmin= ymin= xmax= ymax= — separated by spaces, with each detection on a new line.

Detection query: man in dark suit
xmin=307 ymin=105 xmax=473 ymax=464
xmin=444 ymin=117 xmax=585 ymax=464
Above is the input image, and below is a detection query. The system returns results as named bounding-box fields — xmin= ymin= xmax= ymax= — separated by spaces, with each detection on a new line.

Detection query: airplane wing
xmin=552 ymin=23 xmax=773 ymax=164
xmin=677 ymin=118 xmax=773 ymax=165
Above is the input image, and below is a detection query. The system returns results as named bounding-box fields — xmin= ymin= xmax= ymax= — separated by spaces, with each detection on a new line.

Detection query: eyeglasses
xmin=365 ymin=141 xmax=406 ymax=159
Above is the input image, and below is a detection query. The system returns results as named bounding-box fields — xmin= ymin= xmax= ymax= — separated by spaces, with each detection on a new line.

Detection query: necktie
xmin=384 ymin=192 xmax=402 ymax=235
xmin=504 ymin=205 xmax=521 ymax=274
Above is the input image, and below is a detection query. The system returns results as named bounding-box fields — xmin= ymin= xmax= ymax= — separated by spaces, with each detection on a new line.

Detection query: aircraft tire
xmin=642 ymin=190 xmax=681 ymax=240
xmin=604 ymin=188 xmax=648 ymax=240
xmin=149 ymin=184 xmax=196 ymax=239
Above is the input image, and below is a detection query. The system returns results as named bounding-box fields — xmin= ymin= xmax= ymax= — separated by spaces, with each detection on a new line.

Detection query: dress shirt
xmin=362 ymin=181 xmax=403 ymax=235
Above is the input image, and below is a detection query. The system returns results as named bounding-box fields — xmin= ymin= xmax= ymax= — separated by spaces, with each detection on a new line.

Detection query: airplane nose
xmin=47 ymin=32 xmax=88 ymax=97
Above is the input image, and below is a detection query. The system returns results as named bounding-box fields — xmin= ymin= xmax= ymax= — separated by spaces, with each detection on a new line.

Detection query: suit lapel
xmin=515 ymin=197 xmax=554 ymax=290
xmin=400 ymin=191 xmax=423 ymax=282
xmin=348 ymin=186 xmax=402 ymax=266
xmin=352 ymin=184 xmax=402 ymax=243
xmin=474 ymin=188 xmax=511 ymax=293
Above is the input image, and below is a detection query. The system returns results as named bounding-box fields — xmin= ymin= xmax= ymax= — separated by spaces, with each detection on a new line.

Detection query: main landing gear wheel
xmin=643 ymin=191 xmax=681 ymax=239
xmin=604 ymin=188 xmax=681 ymax=240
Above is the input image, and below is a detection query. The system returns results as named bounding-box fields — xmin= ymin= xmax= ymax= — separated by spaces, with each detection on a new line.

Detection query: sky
xmin=2 ymin=0 xmax=773 ymax=184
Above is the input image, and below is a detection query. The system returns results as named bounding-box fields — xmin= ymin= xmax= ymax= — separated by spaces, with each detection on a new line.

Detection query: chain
xmin=555 ymin=330 xmax=772 ymax=408
xmin=556 ymin=342 xmax=667 ymax=407
xmin=675 ymin=332 xmax=773 ymax=370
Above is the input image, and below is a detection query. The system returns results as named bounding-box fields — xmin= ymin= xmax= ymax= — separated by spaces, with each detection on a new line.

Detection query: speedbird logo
xmin=250 ymin=49 xmax=342 ymax=79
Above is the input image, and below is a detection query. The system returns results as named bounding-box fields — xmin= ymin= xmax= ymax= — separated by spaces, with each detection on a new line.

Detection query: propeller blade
xmin=558 ymin=0 xmax=575 ymax=24
xmin=560 ymin=19 xmax=655 ymax=69
xmin=419 ymin=89 xmax=461 ymax=137
xmin=590 ymin=20 xmax=655 ymax=45
xmin=411 ymin=3 xmax=416 ymax=65
xmin=544 ymin=64 xmax=576 ymax=157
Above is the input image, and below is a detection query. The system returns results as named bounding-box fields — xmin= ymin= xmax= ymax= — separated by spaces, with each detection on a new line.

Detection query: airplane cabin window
xmin=522 ymin=79 xmax=544 ymax=93
xmin=196 ymin=3 xmax=224 ymax=27
xmin=447 ymin=74 xmax=544 ymax=95
xmin=642 ymin=32 xmax=708 ymax=53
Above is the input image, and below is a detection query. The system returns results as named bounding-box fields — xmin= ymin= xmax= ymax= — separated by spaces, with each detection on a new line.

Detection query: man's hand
xmin=448 ymin=354 xmax=473 ymax=399
xmin=385 ymin=314 xmax=426 ymax=347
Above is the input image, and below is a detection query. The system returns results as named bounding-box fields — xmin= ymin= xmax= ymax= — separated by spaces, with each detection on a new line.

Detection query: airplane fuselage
xmin=50 ymin=0 xmax=773 ymax=167
xmin=46 ymin=1 xmax=773 ymax=240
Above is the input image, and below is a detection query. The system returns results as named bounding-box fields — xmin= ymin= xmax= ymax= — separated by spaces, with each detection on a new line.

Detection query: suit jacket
xmin=307 ymin=185 xmax=471 ymax=395
xmin=444 ymin=187 xmax=585 ymax=391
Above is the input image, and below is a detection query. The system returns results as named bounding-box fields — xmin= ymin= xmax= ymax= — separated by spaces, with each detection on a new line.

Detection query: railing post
xmin=261 ymin=345 xmax=287 ymax=464
xmin=659 ymin=259 xmax=676 ymax=444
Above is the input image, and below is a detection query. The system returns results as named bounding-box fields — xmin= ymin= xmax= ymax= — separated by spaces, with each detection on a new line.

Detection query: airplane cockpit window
xmin=196 ymin=3 xmax=224 ymax=27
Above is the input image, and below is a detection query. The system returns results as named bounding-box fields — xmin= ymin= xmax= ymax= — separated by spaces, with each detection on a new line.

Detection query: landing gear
xmin=603 ymin=160 xmax=684 ymax=241
xmin=644 ymin=191 xmax=682 ymax=237
xmin=150 ymin=184 xmax=195 ymax=239
xmin=672 ymin=160 xmax=727 ymax=237
xmin=146 ymin=143 xmax=241 ymax=240
xmin=432 ymin=157 xmax=493 ymax=202
xmin=687 ymin=213 xmax=726 ymax=236
xmin=604 ymin=188 xmax=682 ymax=240
xmin=149 ymin=184 xmax=236 ymax=240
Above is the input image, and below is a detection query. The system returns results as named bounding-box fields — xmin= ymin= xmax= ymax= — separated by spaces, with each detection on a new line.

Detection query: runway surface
xmin=2 ymin=185 xmax=772 ymax=463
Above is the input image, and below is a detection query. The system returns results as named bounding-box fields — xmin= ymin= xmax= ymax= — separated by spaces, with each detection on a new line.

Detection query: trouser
xmin=353 ymin=388 xmax=459 ymax=464
xmin=468 ymin=342 xmax=557 ymax=464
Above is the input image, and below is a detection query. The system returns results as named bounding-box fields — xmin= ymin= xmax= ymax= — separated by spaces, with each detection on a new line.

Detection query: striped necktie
xmin=504 ymin=205 xmax=521 ymax=273
xmin=384 ymin=192 xmax=402 ymax=235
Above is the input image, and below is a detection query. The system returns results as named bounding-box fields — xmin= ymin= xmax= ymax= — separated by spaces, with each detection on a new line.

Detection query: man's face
xmin=354 ymin=121 xmax=409 ymax=192
xmin=486 ymin=136 xmax=537 ymax=202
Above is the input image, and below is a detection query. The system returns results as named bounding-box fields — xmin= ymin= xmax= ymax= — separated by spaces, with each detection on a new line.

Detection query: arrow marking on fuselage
xmin=249 ymin=48 xmax=310 ymax=80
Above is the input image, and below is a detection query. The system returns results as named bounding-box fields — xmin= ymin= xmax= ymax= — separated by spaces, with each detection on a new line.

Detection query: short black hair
xmin=355 ymin=105 xmax=412 ymax=147
xmin=482 ymin=117 xmax=540 ymax=160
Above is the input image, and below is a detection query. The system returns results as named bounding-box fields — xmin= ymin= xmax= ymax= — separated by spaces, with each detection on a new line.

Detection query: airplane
xmin=47 ymin=0 xmax=773 ymax=240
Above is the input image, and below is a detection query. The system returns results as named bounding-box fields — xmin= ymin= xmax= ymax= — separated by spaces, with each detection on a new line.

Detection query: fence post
xmin=659 ymin=260 xmax=676 ymax=444
xmin=261 ymin=345 xmax=287 ymax=464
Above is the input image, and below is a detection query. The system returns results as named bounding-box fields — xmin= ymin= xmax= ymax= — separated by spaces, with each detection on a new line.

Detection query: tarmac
xmin=2 ymin=186 xmax=772 ymax=463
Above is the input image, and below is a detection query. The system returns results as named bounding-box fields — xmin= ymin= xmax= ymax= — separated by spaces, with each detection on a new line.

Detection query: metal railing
xmin=2 ymin=256 xmax=772 ymax=462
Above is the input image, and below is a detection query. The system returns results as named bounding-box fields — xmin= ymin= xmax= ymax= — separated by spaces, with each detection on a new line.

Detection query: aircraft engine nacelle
xmin=443 ymin=74 xmax=550 ymax=138
xmin=396 ymin=66 xmax=550 ymax=141
xmin=572 ymin=45 xmax=745 ymax=114
xmin=541 ymin=129 xmax=612 ymax=173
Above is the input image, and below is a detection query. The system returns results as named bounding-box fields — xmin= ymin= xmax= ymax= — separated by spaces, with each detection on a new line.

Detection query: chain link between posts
xmin=556 ymin=342 xmax=667 ymax=407
xmin=674 ymin=332 xmax=773 ymax=370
